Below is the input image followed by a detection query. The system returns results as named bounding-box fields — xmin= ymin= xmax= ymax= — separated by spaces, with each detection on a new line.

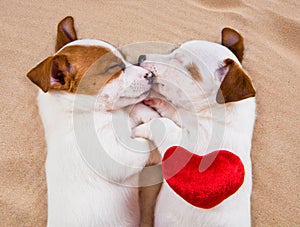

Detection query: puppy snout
xmin=144 ymin=72 xmax=155 ymax=84
xmin=138 ymin=55 xmax=146 ymax=65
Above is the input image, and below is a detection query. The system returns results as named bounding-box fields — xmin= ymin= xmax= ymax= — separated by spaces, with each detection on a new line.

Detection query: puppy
xmin=133 ymin=28 xmax=256 ymax=226
xmin=27 ymin=16 xmax=160 ymax=226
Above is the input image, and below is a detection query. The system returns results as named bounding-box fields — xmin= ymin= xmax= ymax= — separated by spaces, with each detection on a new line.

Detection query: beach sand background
xmin=0 ymin=0 xmax=299 ymax=226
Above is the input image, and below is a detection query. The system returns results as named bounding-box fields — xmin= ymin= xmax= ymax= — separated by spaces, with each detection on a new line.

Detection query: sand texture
xmin=0 ymin=0 xmax=299 ymax=226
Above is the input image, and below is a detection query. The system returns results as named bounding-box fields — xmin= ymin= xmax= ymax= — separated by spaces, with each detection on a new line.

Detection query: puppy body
xmin=134 ymin=29 xmax=256 ymax=226
xmin=27 ymin=18 xmax=159 ymax=226
xmin=39 ymin=89 xmax=150 ymax=226
xmin=147 ymin=98 xmax=255 ymax=227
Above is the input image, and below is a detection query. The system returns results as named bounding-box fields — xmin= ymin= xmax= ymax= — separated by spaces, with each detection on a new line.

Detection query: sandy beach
xmin=0 ymin=0 xmax=299 ymax=226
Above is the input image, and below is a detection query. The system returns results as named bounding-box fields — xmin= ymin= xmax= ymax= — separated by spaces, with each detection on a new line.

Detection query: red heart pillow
xmin=162 ymin=146 xmax=245 ymax=209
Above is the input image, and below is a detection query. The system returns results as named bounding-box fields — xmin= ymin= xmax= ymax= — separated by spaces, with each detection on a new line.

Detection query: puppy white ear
xmin=27 ymin=55 xmax=71 ymax=92
xmin=55 ymin=16 xmax=78 ymax=52
xmin=216 ymin=59 xmax=255 ymax=104
xmin=221 ymin=27 xmax=244 ymax=63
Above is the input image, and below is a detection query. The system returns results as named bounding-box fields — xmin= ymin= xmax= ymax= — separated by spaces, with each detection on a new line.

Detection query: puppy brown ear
xmin=27 ymin=55 xmax=71 ymax=92
xmin=55 ymin=16 xmax=78 ymax=52
xmin=27 ymin=57 xmax=53 ymax=92
xmin=216 ymin=59 xmax=255 ymax=104
xmin=221 ymin=27 xmax=244 ymax=63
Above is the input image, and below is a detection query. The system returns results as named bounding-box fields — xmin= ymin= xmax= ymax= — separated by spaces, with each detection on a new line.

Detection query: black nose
xmin=144 ymin=72 xmax=155 ymax=84
xmin=138 ymin=55 xmax=146 ymax=65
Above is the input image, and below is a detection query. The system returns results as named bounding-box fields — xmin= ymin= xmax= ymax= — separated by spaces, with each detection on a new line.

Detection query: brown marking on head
xmin=221 ymin=27 xmax=244 ymax=63
xmin=27 ymin=45 xmax=125 ymax=95
xmin=73 ymin=50 xmax=125 ymax=95
xmin=216 ymin=59 xmax=255 ymax=104
xmin=27 ymin=16 xmax=125 ymax=95
xmin=186 ymin=63 xmax=203 ymax=82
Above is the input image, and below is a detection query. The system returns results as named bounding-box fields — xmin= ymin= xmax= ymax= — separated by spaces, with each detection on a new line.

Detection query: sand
xmin=0 ymin=0 xmax=299 ymax=226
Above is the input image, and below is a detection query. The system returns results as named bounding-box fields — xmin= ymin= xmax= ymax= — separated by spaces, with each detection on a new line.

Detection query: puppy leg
xmin=129 ymin=103 xmax=162 ymax=226
xmin=134 ymin=118 xmax=182 ymax=226
xmin=139 ymin=149 xmax=162 ymax=227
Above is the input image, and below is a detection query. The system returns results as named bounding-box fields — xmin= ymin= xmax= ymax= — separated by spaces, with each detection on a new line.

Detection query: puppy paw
xmin=132 ymin=118 xmax=182 ymax=156
xmin=131 ymin=121 xmax=152 ymax=140
xmin=130 ymin=103 xmax=160 ymax=126
xmin=144 ymin=98 xmax=179 ymax=124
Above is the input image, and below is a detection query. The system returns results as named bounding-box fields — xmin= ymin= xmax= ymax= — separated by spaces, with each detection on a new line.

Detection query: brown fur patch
xmin=27 ymin=57 xmax=53 ymax=92
xmin=58 ymin=45 xmax=124 ymax=95
xmin=27 ymin=45 xmax=125 ymax=95
xmin=221 ymin=27 xmax=244 ymax=63
xmin=216 ymin=59 xmax=255 ymax=104
xmin=55 ymin=16 xmax=77 ymax=52
xmin=186 ymin=63 xmax=203 ymax=82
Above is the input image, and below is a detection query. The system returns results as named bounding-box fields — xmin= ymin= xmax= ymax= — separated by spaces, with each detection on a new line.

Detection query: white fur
xmin=133 ymin=40 xmax=256 ymax=226
xmin=37 ymin=40 xmax=159 ymax=226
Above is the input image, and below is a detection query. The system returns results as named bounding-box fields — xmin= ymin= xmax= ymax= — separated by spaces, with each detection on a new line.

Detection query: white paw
xmin=130 ymin=103 xmax=160 ymax=126
xmin=144 ymin=98 xmax=176 ymax=117
xmin=132 ymin=118 xmax=182 ymax=155
xmin=131 ymin=121 xmax=152 ymax=140
xmin=143 ymin=97 xmax=182 ymax=127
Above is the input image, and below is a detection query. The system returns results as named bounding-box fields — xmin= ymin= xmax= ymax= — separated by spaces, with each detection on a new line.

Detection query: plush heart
xmin=162 ymin=146 xmax=245 ymax=209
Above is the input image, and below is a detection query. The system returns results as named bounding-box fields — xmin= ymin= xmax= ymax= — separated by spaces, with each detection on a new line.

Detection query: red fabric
xmin=162 ymin=146 xmax=245 ymax=209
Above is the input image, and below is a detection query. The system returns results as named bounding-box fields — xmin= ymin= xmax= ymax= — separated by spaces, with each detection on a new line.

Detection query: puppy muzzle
xmin=144 ymin=71 xmax=155 ymax=84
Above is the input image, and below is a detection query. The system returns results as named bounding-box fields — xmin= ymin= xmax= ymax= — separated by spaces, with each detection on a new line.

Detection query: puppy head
xmin=139 ymin=28 xmax=255 ymax=109
xmin=27 ymin=16 xmax=153 ymax=110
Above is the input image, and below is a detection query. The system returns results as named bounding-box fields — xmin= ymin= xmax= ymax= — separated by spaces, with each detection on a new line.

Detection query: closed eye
xmin=105 ymin=63 xmax=125 ymax=73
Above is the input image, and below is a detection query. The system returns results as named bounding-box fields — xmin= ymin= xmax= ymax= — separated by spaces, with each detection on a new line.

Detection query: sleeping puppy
xmin=27 ymin=16 xmax=161 ymax=226
xmin=133 ymin=28 xmax=256 ymax=226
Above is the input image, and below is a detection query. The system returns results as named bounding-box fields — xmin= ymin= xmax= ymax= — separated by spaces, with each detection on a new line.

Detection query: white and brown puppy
xmin=133 ymin=28 xmax=256 ymax=226
xmin=27 ymin=16 xmax=160 ymax=226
